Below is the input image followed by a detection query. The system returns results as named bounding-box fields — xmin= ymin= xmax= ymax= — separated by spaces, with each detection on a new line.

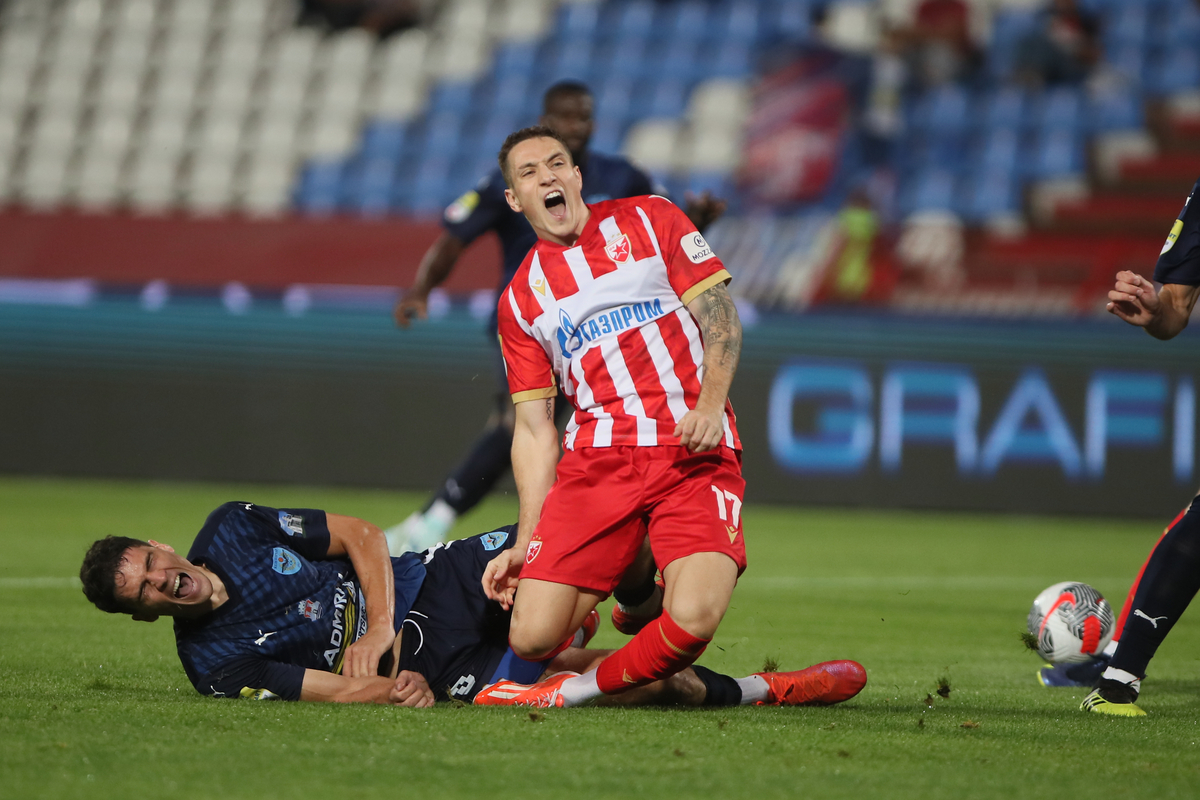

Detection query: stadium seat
xmin=623 ymin=119 xmax=681 ymax=173
xmin=615 ymin=1 xmax=656 ymax=39
xmin=986 ymin=10 xmax=1037 ymax=82
xmin=494 ymin=43 xmax=537 ymax=79
xmin=1037 ymin=87 xmax=1085 ymax=133
xmin=1146 ymin=46 xmax=1200 ymax=95
xmin=719 ymin=1 xmax=763 ymax=44
xmin=295 ymin=160 xmax=345 ymax=215
xmin=420 ymin=112 xmax=465 ymax=158
xmin=360 ymin=122 xmax=408 ymax=161
xmin=1088 ymin=89 xmax=1143 ymax=132
xmin=961 ymin=171 xmax=1020 ymax=222
xmin=977 ymin=128 xmax=1022 ymax=174
xmin=900 ymin=169 xmax=956 ymax=215
xmin=661 ymin=1 xmax=708 ymax=41
xmin=591 ymin=118 xmax=627 ymax=153
xmin=429 ymin=81 xmax=476 ymax=115
xmin=560 ymin=2 xmax=600 ymax=39
xmin=1030 ymin=129 xmax=1085 ymax=178
xmin=1104 ymin=4 xmax=1149 ymax=52
xmin=596 ymin=78 xmax=634 ymax=124
xmin=711 ymin=40 xmax=752 ymax=78
xmin=982 ymin=87 xmax=1032 ymax=131
xmin=909 ymin=85 xmax=971 ymax=135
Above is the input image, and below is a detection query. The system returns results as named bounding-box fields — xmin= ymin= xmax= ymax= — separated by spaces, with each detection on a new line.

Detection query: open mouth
xmin=543 ymin=190 xmax=566 ymax=221
xmin=173 ymin=573 xmax=194 ymax=599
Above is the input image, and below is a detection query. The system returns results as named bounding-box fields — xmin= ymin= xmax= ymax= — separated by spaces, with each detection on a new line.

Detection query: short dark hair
xmin=543 ymin=80 xmax=592 ymax=112
xmin=80 ymin=536 xmax=149 ymax=614
xmin=497 ymin=126 xmax=573 ymax=189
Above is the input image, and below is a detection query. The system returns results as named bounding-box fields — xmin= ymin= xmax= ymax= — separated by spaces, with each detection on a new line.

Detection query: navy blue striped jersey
xmin=441 ymin=149 xmax=662 ymax=332
xmin=174 ymin=502 xmax=426 ymax=701
xmin=1155 ymin=178 xmax=1200 ymax=286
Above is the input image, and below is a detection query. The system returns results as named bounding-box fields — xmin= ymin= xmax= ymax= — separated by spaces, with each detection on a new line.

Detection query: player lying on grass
xmin=79 ymin=502 xmax=867 ymax=708
xmin=1083 ymin=174 xmax=1200 ymax=716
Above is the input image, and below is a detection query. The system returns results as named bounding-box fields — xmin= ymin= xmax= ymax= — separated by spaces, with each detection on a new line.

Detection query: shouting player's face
xmin=504 ymin=136 xmax=589 ymax=246
xmin=113 ymin=542 xmax=219 ymax=621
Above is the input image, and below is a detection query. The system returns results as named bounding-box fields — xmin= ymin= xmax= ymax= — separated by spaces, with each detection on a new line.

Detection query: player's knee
xmin=668 ymin=603 xmax=726 ymax=641
xmin=507 ymin=623 xmax=564 ymax=661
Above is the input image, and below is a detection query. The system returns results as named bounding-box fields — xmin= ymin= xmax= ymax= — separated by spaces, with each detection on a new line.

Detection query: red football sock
xmin=595 ymin=611 xmax=710 ymax=694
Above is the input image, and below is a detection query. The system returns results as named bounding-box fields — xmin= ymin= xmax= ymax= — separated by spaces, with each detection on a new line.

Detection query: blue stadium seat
xmin=686 ymin=172 xmax=731 ymax=197
xmin=547 ymin=36 xmax=596 ymax=83
xmin=294 ymin=160 xmax=345 ymax=215
xmin=596 ymin=78 xmax=634 ymax=122
xmin=1146 ymin=46 xmax=1200 ymax=95
xmin=982 ymin=87 xmax=1032 ymax=131
xmin=560 ymin=2 xmax=600 ymax=38
xmin=711 ymin=40 xmax=752 ymax=78
xmin=1037 ymin=87 xmax=1085 ymax=133
xmin=1088 ymin=89 xmax=1143 ymax=132
xmin=482 ymin=112 xmax=522 ymax=153
xmin=977 ymin=128 xmax=1022 ymax=174
xmin=1030 ymin=129 xmax=1084 ymax=177
xmin=961 ymin=171 xmax=1020 ymax=222
xmin=494 ymin=43 xmax=537 ymax=79
xmin=1105 ymin=4 xmax=1150 ymax=51
xmin=1164 ymin=2 xmax=1200 ymax=48
xmin=909 ymin=85 xmax=971 ymax=135
xmin=591 ymin=118 xmax=627 ymax=153
xmin=428 ymin=82 xmax=475 ymax=115
xmin=764 ymin=0 xmax=812 ymax=41
xmin=596 ymin=38 xmax=649 ymax=79
xmin=652 ymin=39 xmax=702 ymax=82
xmin=342 ymin=157 xmax=397 ymax=215
xmin=420 ymin=112 xmax=464 ymax=158
xmin=408 ymin=157 xmax=452 ymax=215
xmin=899 ymin=168 xmax=957 ymax=215
xmin=661 ymin=1 xmax=708 ymax=41
xmin=641 ymin=79 xmax=689 ymax=118
xmin=1108 ymin=44 xmax=1148 ymax=87
xmin=615 ymin=0 xmax=657 ymax=38
xmin=716 ymin=1 xmax=762 ymax=44
xmin=986 ymin=10 xmax=1038 ymax=81
xmin=492 ymin=74 xmax=532 ymax=117
xmin=359 ymin=121 xmax=407 ymax=160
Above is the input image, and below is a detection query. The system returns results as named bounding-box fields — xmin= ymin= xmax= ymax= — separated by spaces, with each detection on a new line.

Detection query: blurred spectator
xmin=813 ymin=189 xmax=896 ymax=304
xmin=1014 ymin=0 xmax=1100 ymax=87
xmin=298 ymin=0 xmax=420 ymax=38
xmin=862 ymin=25 xmax=908 ymax=167
xmin=909 ymin=0 xmax=980 ymax=88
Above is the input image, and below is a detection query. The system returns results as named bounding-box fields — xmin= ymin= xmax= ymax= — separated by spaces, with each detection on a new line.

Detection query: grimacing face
xmin=503 ymin=136 xmax=590 ymax=246
xmin=112 ymin=542 xmax=218 ymax=621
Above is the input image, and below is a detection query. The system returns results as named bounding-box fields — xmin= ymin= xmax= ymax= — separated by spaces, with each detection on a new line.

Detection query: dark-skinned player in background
xmin=388 ymin=80 xmax=726 ymax=556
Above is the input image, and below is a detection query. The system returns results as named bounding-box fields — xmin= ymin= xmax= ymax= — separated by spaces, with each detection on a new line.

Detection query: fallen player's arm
xmin=677 ymin=281 xmax=742 ymax=452
xmin=482 ymin=395 xmax=559 ymax=607
xmin=325 ymin=514 xmax=396 ymax=678
xmin=300 ymin=668 xmax=434 ymax=707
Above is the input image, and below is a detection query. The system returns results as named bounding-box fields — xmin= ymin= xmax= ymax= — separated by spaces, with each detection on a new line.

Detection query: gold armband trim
xmin=511 ymin=387 xmax=557 ymax=403
xmin=680 ymin=269 xmax=732 ymax=306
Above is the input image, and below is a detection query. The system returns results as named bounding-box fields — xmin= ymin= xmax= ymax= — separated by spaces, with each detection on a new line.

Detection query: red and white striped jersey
xmin=497 ymin=195 xmax=740 ymax=451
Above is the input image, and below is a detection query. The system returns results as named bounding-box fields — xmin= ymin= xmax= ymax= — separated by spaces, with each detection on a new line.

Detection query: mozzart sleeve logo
xmin=680 ymin=232 xmax=715 ymax=264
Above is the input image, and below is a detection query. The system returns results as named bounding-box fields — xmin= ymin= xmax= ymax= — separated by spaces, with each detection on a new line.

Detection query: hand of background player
xmin=341 ymin=627 xmax=394 ymax=678
xmin=393 ymin=291 xmax=429 ymax=329
xmin=675 ymin=406 xmax=725 ymax=453
xmin=389 ymin=670 xmax=435 ymax=708
xmin=683 ymin=191 xmax=728 ymax=232
xmin=482 ymin=548 xmax=523 ymax=610
xmin=1107 ymin=270 xmax=1160 ymax=327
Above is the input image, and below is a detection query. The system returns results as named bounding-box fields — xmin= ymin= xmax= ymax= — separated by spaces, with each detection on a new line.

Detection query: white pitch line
xmin=0 ymin=577 xmax=81 ymax=589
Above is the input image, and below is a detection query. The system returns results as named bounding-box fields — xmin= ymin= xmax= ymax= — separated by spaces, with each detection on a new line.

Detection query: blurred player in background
xmin=467 ymin=127 xmax=854 ymax=710
xmin=390 ymin=80 xmax=726 ymax=555
xmin=78 ymin=502 xmax=866 ymax=709
xmin=1080 ymin=175 xmax=1200 ymax=715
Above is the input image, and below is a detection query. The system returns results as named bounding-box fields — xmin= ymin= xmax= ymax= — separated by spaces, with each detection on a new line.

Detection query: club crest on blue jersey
xmin=271 ymin=547 xmax=301 ymax=575
xmin=479 ymin=529 xmax=509 ymax=551
xmin=297 ymin=598 xmax=322 ymax=620
xmin=278 ymin=511 xmax=305 ymax=538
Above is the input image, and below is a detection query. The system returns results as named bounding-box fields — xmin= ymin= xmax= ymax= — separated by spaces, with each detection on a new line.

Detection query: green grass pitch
xmin=2 ymin=477 xmax=1199 ymax=799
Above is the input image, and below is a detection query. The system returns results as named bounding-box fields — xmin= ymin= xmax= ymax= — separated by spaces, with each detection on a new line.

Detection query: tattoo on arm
xmin=545 ymin=398 xmax=554 ymax=421
xmin=694 ymin=283 xmax=742 ymax=371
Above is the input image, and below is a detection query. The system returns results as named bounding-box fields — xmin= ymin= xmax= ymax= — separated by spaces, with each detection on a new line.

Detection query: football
xmin=1027 ymin=582 xmax=1116 ymax=663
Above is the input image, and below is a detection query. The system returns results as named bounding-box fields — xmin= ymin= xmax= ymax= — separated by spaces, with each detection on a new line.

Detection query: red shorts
xmin=520 ymin=445 xmax=747 ymax=593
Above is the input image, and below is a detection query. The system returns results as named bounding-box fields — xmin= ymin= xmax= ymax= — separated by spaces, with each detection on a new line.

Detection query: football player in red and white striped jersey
xmin=477 ymin=127 xmax=749 ymax=707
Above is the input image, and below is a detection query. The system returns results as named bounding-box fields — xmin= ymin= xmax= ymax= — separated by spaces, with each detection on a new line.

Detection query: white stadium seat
xmin=623 ymin=119 xmax=682 ymax=172
xmin=498 ymin=0 xmax=552 ymax=42
xmin=688 ymin=79 xmax=752 ymax=132
xmin=88 ymin=113 xmax=135 ymax=155
xmin=686 ymin=129 xmax=742 ymax=173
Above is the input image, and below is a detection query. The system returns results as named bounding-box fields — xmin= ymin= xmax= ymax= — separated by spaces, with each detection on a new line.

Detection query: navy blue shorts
xmin=396 ymin=526 xmax=547 ymax=701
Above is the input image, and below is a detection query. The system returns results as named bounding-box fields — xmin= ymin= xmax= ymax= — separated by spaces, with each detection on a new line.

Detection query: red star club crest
xmin=604 ymin=233 xmax=631 ymax=263
xmin=526 ymin=540 xmax=542 ymax=564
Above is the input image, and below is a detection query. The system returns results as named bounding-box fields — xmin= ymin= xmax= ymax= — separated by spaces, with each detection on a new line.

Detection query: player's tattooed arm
xmin=678 ymin=281 xmax=742 ymax=452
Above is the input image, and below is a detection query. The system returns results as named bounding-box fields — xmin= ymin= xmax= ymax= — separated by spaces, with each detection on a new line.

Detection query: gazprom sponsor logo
xmin=556 ymin=298 xmax=666 ymax=359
